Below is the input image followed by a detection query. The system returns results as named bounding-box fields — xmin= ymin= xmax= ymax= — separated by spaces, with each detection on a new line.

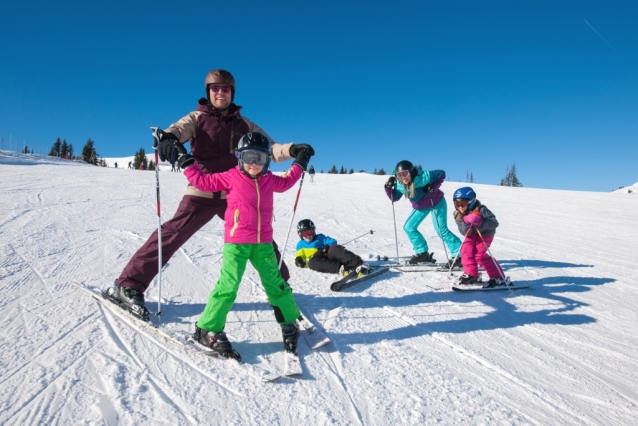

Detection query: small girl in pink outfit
xmin=452 ymin=187 xmax=508 ymax=287
xmin=181 ymin=132 xmax=312 ymax=361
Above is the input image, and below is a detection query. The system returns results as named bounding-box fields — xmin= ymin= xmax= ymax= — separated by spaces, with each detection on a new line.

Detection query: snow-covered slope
xmin=1 ymin=150 xmax=637 ymax=425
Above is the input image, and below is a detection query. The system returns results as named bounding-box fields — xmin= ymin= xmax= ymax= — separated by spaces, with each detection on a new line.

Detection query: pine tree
xmin=339 ymin=165 xmax=347 ymax=174
xmin=470 ymin=172 xmax=474 ymax=183
xmin=377 ymin=168 xmax=386 ymax=175
xmin=328 ymin=164 xmax=338 ymax=174
xmin=500 ymin=163 xmax=522 ymax=187
xmin=148 ymin=160 xmax=156 ymax=171
xmin=49 ymin=137 xmax=62 ymax=156
xmin=373 ymin=167 xmax=378 ymax=174
xmin=133 ymin=147 xmax=148 ymax=170
xmin=68 ymin=144 xmax=74 ymax=159
xmin=60 ymin=140 xmax=69 ymax=159
xmin=81 ymin=139 xmax=99 ymax=165
xmin=349 ymin=168 xmax=354 ymax=174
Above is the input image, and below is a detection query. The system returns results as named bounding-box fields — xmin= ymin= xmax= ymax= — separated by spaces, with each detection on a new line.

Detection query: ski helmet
xmin=394 ymin=160 xmax=417 ymax=180
xmin=236 ymin=132 xmax=271 ymax=176
xmin=204 ymin=69 xmax=236 ymax=102
xmin=297 ymin=219 xmax=316 ymax=238
xmin=453 ymin=187 xmax=477 ymax=210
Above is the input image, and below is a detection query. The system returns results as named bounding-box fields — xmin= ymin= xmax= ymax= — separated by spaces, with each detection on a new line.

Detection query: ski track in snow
xmin=1 ymin=151 xmax=638 ymax=425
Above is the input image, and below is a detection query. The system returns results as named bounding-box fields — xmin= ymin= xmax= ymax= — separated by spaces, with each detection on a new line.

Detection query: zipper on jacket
xmin=230 ymin=209 xmax=240 ymax=237
xmin=254 ymin=179 xmax=261 ymax=243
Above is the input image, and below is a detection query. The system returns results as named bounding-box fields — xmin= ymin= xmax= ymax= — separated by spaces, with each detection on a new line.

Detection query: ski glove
xmin=177 ymin=153 xmax=196 ymax=170
xmin=289 ymin=143 xmax=315 ymax=158
xmin=293 ymin=148 xmax=313 ymax=171
xmin=295 ymin=256 xmax=306 ymax=268
xmin=463 ymin=213 xmax=482 ymax=227
xmin=158 ymin=133 xmax=187 ymax=163
xmin=385 ymin=176 xmax=396 ymax=189
xmin=423 ymin=184 xmax=433 ymax=193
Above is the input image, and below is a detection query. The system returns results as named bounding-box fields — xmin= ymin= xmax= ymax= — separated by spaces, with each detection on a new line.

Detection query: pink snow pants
xmin=460 ymin=233 xmax=504 ymax=279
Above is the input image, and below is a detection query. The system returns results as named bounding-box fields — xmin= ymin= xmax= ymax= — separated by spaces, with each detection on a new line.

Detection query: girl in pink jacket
xmin=182 ymin=132 xmax=312 ymax=361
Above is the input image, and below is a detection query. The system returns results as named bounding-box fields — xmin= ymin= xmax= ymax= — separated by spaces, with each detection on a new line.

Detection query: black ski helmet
xmin=453 ymin=187 xmax=477 ymax=210
xmin=297 ymin=219 xmax=316 ymax=238
xmin=236 ymin=132 xmax=271 ymax=175
xmin=204 ymin=69 xmax=236 ymax=102
xmin=394 ymin=160 xmax=417 ymax=179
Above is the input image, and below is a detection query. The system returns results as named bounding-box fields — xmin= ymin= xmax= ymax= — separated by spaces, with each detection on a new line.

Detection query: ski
xmin=297 ymin=314 xmax=330 ymax=349
xmin=330 ymin=266 xmax=391 ymax=291
xmin=283 ymin=351 xmax=303 ymax=376
xmin=451 ymin=284 xmax=530 ymax=292
xmin=73 ymin=282 xmax=279 ymax=382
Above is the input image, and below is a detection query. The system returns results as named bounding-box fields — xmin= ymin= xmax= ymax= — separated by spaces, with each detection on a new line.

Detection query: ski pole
xmin=475 ymin=228 xmax=508 ymax=282
xmin=430 ymin=197 xmax=451 ymax=264
xmin=278 ymin=171 xmax=306 ymax=269
xmin=391 ymin=196 xmax=400 ymax=261
xmin=341 ymin=230 xmax=374 ymax=246
xmin=150 ymin=126 xmax=164 ymax=317
xmin=446 ymin=227 xmax=471 ymax=276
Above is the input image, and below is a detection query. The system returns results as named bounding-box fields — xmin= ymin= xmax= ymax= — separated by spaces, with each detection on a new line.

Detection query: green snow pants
xmin=404 ymin=198 xmax=461 ymax=258
xmin=197 ymin=243 xmax=301 ymax=333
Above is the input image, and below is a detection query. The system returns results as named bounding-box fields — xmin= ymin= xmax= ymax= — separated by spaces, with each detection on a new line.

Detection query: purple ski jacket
xmin=184 ymin=164 xmax=303 ymax=244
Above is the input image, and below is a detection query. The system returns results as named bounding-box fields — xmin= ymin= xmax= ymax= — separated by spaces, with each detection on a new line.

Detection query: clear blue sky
xmin=1 ymin=1 xmax=636 ymax=191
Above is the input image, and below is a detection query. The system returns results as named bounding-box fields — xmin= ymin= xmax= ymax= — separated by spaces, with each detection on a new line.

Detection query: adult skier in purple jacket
xmin=108 ymin=69 xmax=314 ymax=316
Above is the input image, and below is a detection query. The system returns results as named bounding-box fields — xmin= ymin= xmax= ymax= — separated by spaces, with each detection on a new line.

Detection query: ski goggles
xmin=395 ymin=170 xmax=411 ymax=179
xmin=209 ymin=84 xmax=232 ymax=93
xmin=235 ymin=149 xmax=270 ymax=165
xmin=454 ymin=199 xmax=469 ymax=208
xmin=300 ymin=229 xmax=315 ymax=237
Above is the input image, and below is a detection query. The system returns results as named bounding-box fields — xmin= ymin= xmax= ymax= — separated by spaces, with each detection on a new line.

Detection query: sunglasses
xmin=300 ymin=229 xmax=314 ymax=237
xmin=236 ymin=149 xmax=269 ymax=165
xmin=209 ymin=84 xmax=232 ymax=93
xmin=454 ymin=199 xmax=469 ymax=208
xmin=395 ymin=170 xmax=411 ymax=179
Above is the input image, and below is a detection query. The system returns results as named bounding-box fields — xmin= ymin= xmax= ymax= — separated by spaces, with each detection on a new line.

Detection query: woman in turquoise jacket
xmin=384 ymin=160 xmax=461 ymax=266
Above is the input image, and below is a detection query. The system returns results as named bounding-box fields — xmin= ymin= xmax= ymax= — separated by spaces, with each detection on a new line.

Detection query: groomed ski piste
xmin=1 ymin=150 xmax=637 ymax=425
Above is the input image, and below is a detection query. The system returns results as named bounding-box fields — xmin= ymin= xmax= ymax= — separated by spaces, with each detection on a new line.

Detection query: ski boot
xmin=105 ymin=284 xmax=150 ymax=321
xmin=338 ymin=265 xmax=355 ymax=277
xmin=193 ymin=326 xmax=241 ymax=361
xmin=281 ymin=322 xmax=300 ymax=354
xmin=444 ymin=257 xmax=462 ymax=269
xmin=484 ymin=277 xmax=511 ymax=288
xmin=355 ymin=263 xmax=370 ymax=278
xmin=458 ymin=273 xmax=481 ymax=285
xmin=408 ymin=252 xmax=436 ymax=265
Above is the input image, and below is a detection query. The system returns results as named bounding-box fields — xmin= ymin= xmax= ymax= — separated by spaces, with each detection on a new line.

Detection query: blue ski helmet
xmin=453 ymin=187 xmax=477 ymax=210
xmin=236 ymin=132 xmax=271 ymax=176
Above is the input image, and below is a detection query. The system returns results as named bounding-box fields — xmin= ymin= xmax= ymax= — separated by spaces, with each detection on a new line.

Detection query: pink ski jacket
xmin=184 ymin=164 xmax=303 ymax=244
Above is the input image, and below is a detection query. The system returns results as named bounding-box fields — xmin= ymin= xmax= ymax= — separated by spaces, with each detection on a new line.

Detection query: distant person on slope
xmin=384 ymin=160 xmax=461 ymax=266
xmin=308 ymin=165 xmax=315 ymax=183
xmin=452 ymin=187 xmax=507 ymax=287
xmin=294 ymin=219 xmax=369 ymax=278
xmin=107 ymin=69 xmax=314 ymax=318
xmin=181 ymin=132 xmax=313 ymax=360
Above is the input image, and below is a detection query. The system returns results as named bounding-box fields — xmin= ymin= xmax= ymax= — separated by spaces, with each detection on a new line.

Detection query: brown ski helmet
xmin=204 ymin=69 xmax=236 ymax=102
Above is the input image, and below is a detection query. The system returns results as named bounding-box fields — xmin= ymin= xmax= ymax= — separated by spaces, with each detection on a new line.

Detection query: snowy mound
xmin=1 ymin=150 xmax=637 ymax=425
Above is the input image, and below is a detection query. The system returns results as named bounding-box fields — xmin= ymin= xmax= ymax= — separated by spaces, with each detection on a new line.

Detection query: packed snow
xmin=1 ymin=150 xmax=637 ymax=425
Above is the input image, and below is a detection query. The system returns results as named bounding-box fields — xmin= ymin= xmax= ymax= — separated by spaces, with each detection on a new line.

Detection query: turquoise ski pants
xmin=403 ymin=198 xmax=461 ymax=257
xmin=197 ymin=243 xmax=301 ymax=333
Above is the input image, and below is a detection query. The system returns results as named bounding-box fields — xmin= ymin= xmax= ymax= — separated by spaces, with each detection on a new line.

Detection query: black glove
xmin=385 ymin=176 xmax=396 ymax=189
xmin=293 ymin=148 xmax=313 ymax=171
xmin=158 ymin=133 xmax=187 ymax=163
xmin=289 ymin=143 xmax=315 ymax=158
xmin=177 ymin=153 xmax=195 ymax=169
xmin=424 ymin=184 xmax=433 ymax=193
xmin=295 ymin=256 xmax=306 ymax=268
